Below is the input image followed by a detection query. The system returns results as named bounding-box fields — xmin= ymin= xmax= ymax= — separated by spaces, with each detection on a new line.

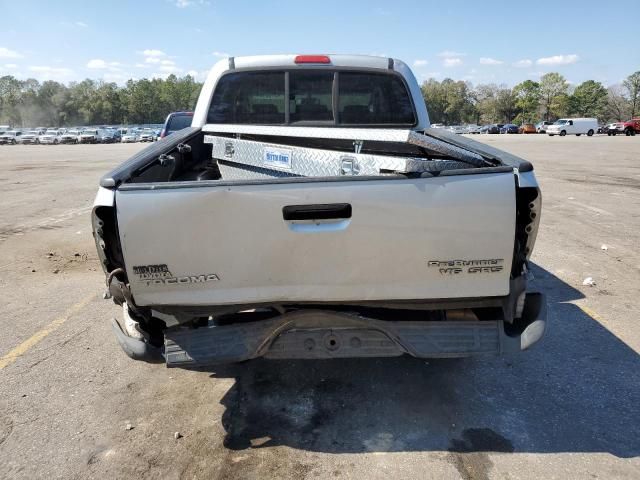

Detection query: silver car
xmin=19 ymin=129 xmax=45 ymax=144
xmin=79 ymin=129 xmax=99 ymax=144
xmin=39 ymin=129 xmax=63 ymax=145
xmin=121 ymin=131 xmax=139 ymax=143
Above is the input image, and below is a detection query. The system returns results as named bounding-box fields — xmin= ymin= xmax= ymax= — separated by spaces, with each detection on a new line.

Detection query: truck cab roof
xmin=193 ymin=54 xmax=430 ymax=130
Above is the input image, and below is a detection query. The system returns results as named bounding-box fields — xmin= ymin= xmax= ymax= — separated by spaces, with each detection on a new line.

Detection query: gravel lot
xmin=1 ymin=136 xmax=639 ymax=480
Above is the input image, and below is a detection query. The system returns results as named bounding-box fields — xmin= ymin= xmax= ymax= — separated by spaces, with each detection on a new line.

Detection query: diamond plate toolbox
xmin=204 ymin=135 xmax=468 ymax=178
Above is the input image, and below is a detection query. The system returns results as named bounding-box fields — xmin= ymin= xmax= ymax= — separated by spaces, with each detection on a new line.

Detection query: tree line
xmin=421 ymin=70 xmax=640 ymax=125
xmin=0 ymin=74 xmax=202 ymax=127
xmin=1 ymin=70 xmax=639 ymax=128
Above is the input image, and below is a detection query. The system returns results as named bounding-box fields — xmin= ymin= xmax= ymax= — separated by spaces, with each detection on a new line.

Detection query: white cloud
xmin=437 ymin=50 xmax=466 ymax=58
xmin=0 ymin=47 xmax=23 ymax=59
xmin=103 ymin=72 xmax=131 ymax=83
xmin=135 ymin=63 xmax=148 ymax=68
xmin=4 ymin=63 xmax=18 ymax=69
xmin=174 ymin=0 xmax=210 ymax=7
xmin=159 ymin=64 xmax=183 ymax=73
xmin=160 ymin=59 xmax=176 ymax=66
xmin=27 ymin=65 xmax=74 ymax=80
xmin=413 ymin=59 xmax=428 ymax=67
xmin=75 ymin=21 xmax=88 ymax=28
xmin=513 ymin=59 xmax=533 ymax=68
xmin=141 ymin=49 xmax=166 ymax=58
xmin=212 ymin=51 xmax=230 ymax=58
xmin=444 ymin=58 xmax=463 ymax=67
xmin=536 ymin=54 xmax=579 ymax=66
xmin=187 ymin=69 xmax=198 ymax=77
xmin=87 ymin=59 xmax=124 ymax=74
xmin=480 ymin=57 xmax=503 ymax=65
xmin=87 ymin=59 xmax=107 ymax=69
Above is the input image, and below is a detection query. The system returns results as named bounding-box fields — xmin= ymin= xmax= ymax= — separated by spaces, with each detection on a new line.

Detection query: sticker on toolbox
xmin=263 ymin=147 xmax=293 ymax=170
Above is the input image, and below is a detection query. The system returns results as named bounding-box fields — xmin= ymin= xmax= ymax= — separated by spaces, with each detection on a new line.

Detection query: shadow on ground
xmin=204 ymin=264 xmax=640 ymax=459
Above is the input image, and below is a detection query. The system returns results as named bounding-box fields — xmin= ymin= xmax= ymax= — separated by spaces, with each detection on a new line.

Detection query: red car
xmin=622 ymin=118 xmax=639 ymax=136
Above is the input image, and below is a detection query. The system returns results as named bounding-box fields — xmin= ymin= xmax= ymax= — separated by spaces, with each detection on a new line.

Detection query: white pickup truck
xmin=93 ymin=54 xmax=545 ymax=367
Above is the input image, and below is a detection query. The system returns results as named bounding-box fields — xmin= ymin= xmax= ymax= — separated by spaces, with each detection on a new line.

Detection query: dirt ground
xmin=0 ymin=136 xmax=639 ymax=479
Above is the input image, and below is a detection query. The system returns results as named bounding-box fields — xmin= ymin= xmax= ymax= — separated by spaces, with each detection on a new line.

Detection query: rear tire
xmin=560 ymin=130 xmax=567 ymax=136
xmin=576 ymin=134 xmax=581 ymax=136
xmin=587 ymin=129 xmax=594 ymax=136
xmin=626 ymin=129 xmax=635 ymax=136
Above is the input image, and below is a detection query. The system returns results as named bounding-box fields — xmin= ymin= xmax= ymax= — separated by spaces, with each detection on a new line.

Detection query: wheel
xmin=612 ymin=131 xmax=617 ymax=136
xmin=54 ymin=139 xmax=59 ymax=145
xmin=587 ymin=130 xmax=594 ymax=136
xmin=576 ymin=134 xmax=581 ymax=136
xmin=626 ymin=129 xmax=635 ymax=136
xmin=607 ymin=132 xmax=611 ymax=136
xmin=560 ymin=130 xmax=566 ymax=136
xmin=548 ymin=134 xmax=554 ymax=137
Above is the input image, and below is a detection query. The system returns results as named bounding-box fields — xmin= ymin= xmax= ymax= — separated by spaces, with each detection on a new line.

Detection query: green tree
xmin=604 ymin=85 xmax=630 ymax=121
xmin=0 ymin=75 xmax=24 ymax=125
xmin=623 ymin=71 xmax=640 ymax=117
xmin=513 ymin=80 xmax=540 ymax=124
xmin=569 ymin=80 xmax=607 ymax=118
xmin=474 ymin=83 xmax=499 ymax=123
xmin=495 ymin=87 xmax=517 ymax=123
xmin=539 ymin=72 xmax=569 ymax=121
xmin=421 ymin=78 xmax=475 ymax=125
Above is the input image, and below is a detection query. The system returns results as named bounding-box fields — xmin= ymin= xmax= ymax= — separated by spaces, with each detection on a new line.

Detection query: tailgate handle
xmin=282 ymin=203 xmax=352 ymax=221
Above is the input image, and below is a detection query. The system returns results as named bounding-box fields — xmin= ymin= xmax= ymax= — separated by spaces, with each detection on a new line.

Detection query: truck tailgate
xmin=116 ymin=172 xmax=516 ymax=307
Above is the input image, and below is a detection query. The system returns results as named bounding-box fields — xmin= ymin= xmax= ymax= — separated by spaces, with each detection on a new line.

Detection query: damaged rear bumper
xmin=165 ymin=292 xmax=547 ymax=368
xmin=110 ymin=293 xmax=546 ymax=367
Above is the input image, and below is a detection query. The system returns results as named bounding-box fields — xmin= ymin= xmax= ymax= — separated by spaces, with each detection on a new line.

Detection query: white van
xmin=547 ymin=118 xmax=597 ymax=137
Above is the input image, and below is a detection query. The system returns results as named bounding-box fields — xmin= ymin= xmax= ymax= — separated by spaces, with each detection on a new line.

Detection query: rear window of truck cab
xmin=207 ymin=70 xmax=416 ymax=127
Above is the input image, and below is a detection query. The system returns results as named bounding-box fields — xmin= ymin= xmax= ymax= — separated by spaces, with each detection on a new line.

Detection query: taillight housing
xmin=294 ymin=55 xmax=330 ymax=64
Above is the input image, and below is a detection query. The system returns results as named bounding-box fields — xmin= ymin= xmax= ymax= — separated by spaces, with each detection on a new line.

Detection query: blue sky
xmin=0 ymin=0 xmax=638 ymax=87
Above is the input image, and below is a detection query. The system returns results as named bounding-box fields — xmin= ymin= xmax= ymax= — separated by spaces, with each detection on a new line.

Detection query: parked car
xmin=79 ymin=129 xmax=99 ymax=144
xmin=465 ymin=124 xmax=482 ymax=134
xmin=138 ymin=129 xmax=156 ymax=142
xmin=0 ymin=130 xmax=22 ymax=144
xmin=446 ymin=125 xmax=467 ymax=134
xmin=535 ymin=121 xmax=553 ymax=133
xmin=547 ymin=118 xmax=597 ymax=137
xmin=500 ymin=124 xmax=520 ymax=134
xmin=622 ymin=117 xmax=640 ymax=136
xmin=480 ymin=124 xmax=500 ymax=134
xmin=160 ymin=111 xmax=194 ymax=139
xmin=39 ymin=129 xmax=64 ymax=144
xmin=98 ymin=129 xmax=120 ymax=143
xmin=121 ymin=131 xmax=139 ymax=143
xmin=19 ymin=129 xmax=45 ymax=144
xmin=60 ymin=129 xmax=81 ymax=144
xmin=606 ymin=122 xmax=624 ymax=135
xmin=430 ymin=123 xmax=446 ymax=129
xmin=94 ymin=54 xmax=545 ymax=368
xmin=519 ymin=124 xmax=536 ymax=134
